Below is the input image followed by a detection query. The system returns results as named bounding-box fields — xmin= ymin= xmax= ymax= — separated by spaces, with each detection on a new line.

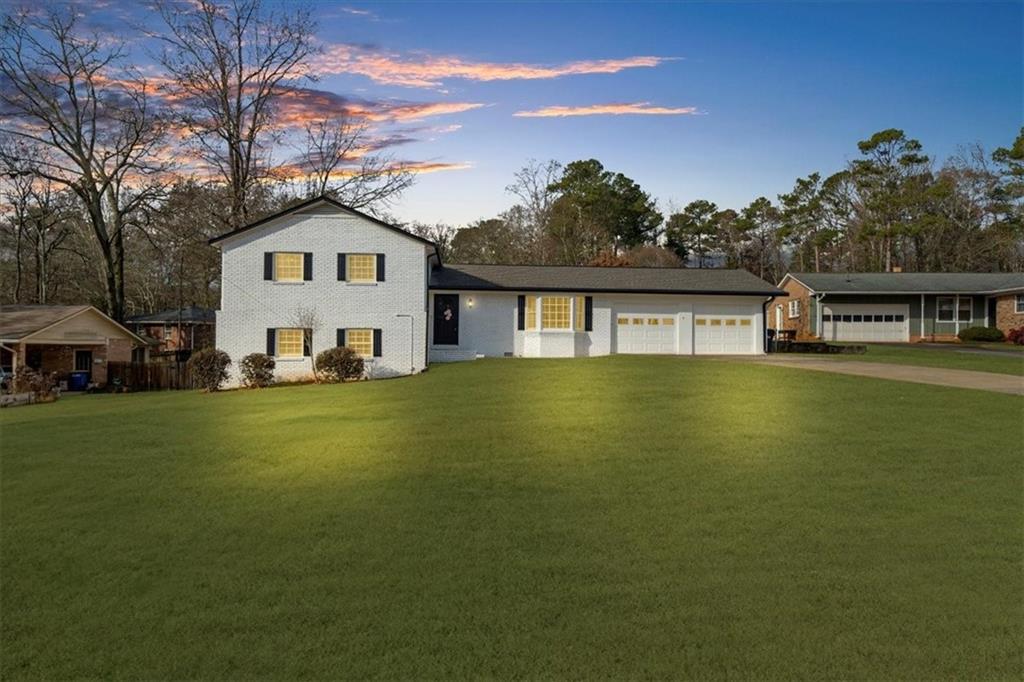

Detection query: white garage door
xmin=822 ymin=304 xmax=909 ymax=342
xmin=694 ymin=316 xmax=755 ymax=354
xmin=616 ymin=314 xmax=677 ymax=354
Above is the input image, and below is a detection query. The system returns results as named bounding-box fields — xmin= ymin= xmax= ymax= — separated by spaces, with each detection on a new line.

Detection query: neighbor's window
xmin=1017 ymin=295 xmax=1024 ymax=314
xmin=663 ymin=318 xmax=675 ymax=326
xmin=574 ymin=296 xmax=585 ymax=331
xmin=541 ymin=296 xmax=570 ymax=329
xmin=525 ymin=296 xmax=538 ymax=330
xmin=958 ymin=297 xmax=972 ymax=322
xmin=276 ymin=328 xmax=304 ymax=358
xmin=937 ymin=296 xmax=971 ymax=322
xmin=347 ymin=254 xmax=376 ymax=282
xmin=274 ymin=252 xmax=303 ymax=282
xmin=346 ymin=329 xmax=373 ymax=357
xmin=740 ymin=319 xmax=752 ymax=326
xmin=788 ymin=300 xmax=800 ymax=318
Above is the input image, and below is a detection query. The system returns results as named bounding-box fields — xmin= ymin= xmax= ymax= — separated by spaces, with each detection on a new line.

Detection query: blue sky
xmin=93 ymin=1 xmax=1024 ymax=225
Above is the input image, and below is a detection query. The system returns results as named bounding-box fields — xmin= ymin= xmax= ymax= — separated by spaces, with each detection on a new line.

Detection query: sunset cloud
xmin=513 ymin=102 xmax=699 ymax=118
xmin=311 ymin=45 xmax=673 ymax=88
xmin=274 ymin=87 xmax=485 ymax=126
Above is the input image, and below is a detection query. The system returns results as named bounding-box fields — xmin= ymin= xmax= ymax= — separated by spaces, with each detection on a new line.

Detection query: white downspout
xmin=814 ymin=293 xmax=825 ymax=339
xmin=920 ymin=294 xmax=925 ymax=341
xmin=954 ymin=294 xmax=960 ymax=337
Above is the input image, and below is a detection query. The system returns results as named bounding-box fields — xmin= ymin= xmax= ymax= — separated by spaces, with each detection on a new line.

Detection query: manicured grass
xmin=834 ymin=343 xmax=1024 ymax=375
xmin=2 ymin=357 xmax=1021 ymax=679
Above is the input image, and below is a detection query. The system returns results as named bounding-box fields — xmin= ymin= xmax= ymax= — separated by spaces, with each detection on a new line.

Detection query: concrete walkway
xmin=743 ymin=356 xmax=1024 ymax=396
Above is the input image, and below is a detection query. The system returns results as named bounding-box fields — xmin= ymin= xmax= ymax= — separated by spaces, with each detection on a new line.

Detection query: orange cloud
xmin=513 ymin=102 xmax=699 ymax=118
xmin=311 ymin=45 xmax=673 ymax=88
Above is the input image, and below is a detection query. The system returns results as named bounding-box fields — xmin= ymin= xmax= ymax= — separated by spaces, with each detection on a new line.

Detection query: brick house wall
xmin=994 ymin=294 xmax=1024 ymax=333
xmin=766 ymin=278 xmax=815 ymax=339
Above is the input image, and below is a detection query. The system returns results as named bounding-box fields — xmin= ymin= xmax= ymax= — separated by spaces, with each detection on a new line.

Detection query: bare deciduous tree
xmin=297 ymin=117 xmax=415 ymax=211
xmin=0 ymin=9 xmax=170 ymax=320
xmin=156 ymin=0 xmax=316 ymax=228
xmin=291 ymin=305 xmax=321 ymax=382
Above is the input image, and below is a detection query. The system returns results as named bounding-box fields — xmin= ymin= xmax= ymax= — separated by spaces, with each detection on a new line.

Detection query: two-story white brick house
xmin=211 ymin=196 xmax=785 ymax=385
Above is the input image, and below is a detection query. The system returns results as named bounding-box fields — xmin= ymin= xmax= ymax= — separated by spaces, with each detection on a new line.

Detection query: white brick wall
xmin=428 ymin=291 xmax=765 ymax=360
xmin=216 ymin=206 xmax=430 ymax=385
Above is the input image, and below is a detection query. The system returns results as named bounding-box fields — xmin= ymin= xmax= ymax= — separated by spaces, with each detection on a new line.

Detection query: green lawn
xmin=2 ymin=357 xmax=1021 ymax=680
xmin=834 ymin=343 xmax=1024 ymax=375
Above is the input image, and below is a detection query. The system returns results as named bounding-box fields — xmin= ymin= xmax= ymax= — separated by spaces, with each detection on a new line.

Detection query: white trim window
xmin=274 ymin=252 xmax=304 ymax=282
xmin=937 ymin=296 xmax=972 ymax=323
xmin=1016 ymin=294 xmax=1024 ymax=314
xmin=347 ymin=254 xmax=376 ymax=283
xmin=276 ymin=328 xmax=304 ymax=358
xmin=541 ymin=296 xmax=571 ymax=330
xmin=346 ymin=329 xmax=373 ymax=358
xmin=787 ymin=299 xmax=801 ymax=318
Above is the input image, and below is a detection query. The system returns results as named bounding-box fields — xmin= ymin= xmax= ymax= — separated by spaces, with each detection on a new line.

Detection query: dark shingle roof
xmin=0 ymin=305 xmax=91 ymax=340
xmin=127 ymin=306 xmax=216 ymax=324
xmin=788 ymin=272 xmax=1024 ymax=294
xmin=431 ymin=264 xmax=785 ymax=296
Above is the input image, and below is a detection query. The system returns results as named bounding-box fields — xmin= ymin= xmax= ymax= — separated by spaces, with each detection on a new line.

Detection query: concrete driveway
xmin=743 ymin=356 xmax=1024 ymax=396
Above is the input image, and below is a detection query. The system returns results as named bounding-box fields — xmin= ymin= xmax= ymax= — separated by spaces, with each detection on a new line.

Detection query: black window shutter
xmin=264 ymin=252 xmax=273 ymax=280
xmin=266 ymin=328 xmax=276 ymax=355
xmin=336 ymin=328 xmax=346 ymax=347
xmin=373 ymin=329 xmax=382 ymax=357
xmin=337 ymin=253 xmax=346 ymax=281
xmin=517 ymin=295 xmax=526 ymax=330
xmin=303 ymin=329 xmax=311 ymax=357
xmin=376 ymin=253 xmax=385 ymax=282
xmin=303 ymin=253 xmax=313 ymax=281
xmin=584 ymin=296 xmax=594 ymax=331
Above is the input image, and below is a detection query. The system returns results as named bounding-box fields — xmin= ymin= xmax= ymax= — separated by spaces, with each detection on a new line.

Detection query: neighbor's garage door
xmin=822 ymin=303 xmax=909 ymax=342
xmin=694 ymin=315 xmax=755 ymax=354
xmin=616 ymin=314 xmax=677 ymax=354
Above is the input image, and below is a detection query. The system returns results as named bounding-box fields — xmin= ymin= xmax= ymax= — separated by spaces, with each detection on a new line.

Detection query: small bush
xmin=10 ymin=367 xmax=58 ymax=402
xmin=315 ymin=346 xmax=364 ymax=383
xmin=1007 ymin=327 xmax=1024 ymax=345
xmin=957 ymin=326 xmax=1005 ymax=343
xmin=239 ymin=353 xmax=275 ymax=388
xmin=188 ymin=348 xmax=231 ymax=392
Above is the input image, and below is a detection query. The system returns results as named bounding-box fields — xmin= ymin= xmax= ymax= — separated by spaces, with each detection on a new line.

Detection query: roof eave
xmin=429 ymin=284 xmax=786 ymax=297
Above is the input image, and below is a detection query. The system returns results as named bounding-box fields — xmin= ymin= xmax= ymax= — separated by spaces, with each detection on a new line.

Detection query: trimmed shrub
xmin=1007 ymin=327 xmax=1024 ymax=345
xmin=957 ymin=326 xmax=1005 ymax=343
xmin=188 ymin=348 xmax=231 ymax=392
xmin=239 ymin=353 xmax=275 ymax=388
xmin=315 ymin=346 xmax=364 ymax=383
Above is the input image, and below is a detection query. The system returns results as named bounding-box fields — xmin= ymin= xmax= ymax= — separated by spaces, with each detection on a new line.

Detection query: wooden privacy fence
xmin=107 ymin=361 xmax=195 ymax=391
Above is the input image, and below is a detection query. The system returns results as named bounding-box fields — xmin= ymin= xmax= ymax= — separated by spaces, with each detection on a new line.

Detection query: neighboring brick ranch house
xmin=127 ymin=306 xmax=215 ymax=359
xmin=210 ymin=196 xmax=785 ymax=385
xmin=767 ymin=272 xmax=1024 ymax=343
xmin=0 ymin=305 xmax=148 ymax=388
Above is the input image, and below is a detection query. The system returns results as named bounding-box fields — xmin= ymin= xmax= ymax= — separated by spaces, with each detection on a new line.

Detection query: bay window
xmin=541 ymin=296 xmax=570 ymax=329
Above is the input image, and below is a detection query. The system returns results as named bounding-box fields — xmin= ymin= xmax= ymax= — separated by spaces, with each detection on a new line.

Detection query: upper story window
xmin=1016 ymin=295 xmax=1024 ymax=314
xmin=274 ymin=252 xmax=304 ymax=282
xmin=788 ymin=299 xmax=800 ymax=318
xmin=937 ymin=296 xmax=971 ymax=322
xmin=347 ymin=254 xmax=376 ymax=282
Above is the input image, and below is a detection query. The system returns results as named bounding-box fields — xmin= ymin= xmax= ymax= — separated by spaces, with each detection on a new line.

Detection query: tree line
xmin=1 ymin=1 xmax=1021 ymax=323
xmin=421 ymin=128 xmax=1023 ymax=285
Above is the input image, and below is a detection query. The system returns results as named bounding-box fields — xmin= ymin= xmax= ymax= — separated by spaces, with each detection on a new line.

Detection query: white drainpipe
xmin=920 ymin=294 xmax=926 ymax=341
xmin=815 ymin=293 xmax=825 ymax=339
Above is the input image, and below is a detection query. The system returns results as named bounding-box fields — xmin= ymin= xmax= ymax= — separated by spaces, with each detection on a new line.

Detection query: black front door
xmin=988 ymin=298 xmax=998 ymax=327
xmin=433 ymin=294 xmax=459 ymax=345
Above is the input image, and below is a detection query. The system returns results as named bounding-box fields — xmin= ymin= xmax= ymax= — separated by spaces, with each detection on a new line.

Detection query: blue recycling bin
xmin=68 ymin=371 xmax=89 ymax=391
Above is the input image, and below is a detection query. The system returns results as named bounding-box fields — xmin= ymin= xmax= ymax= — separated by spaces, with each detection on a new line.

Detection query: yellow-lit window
xmin=346 ymin=329 xmax=373 ymax=357
xmin=276 ymin=328 xmax=304 ymax=358
xmin=663 ymin=318 xmax=675 ymax=326
xmin=740 ymin=319 xmax=752 ymax=326
xmin=274 ymin=252 xmax=303 ymax=282
xmin=347 ymin=254 xmax=376 ymax=282
xmin=574 ymin=296 xmax=585 ymax=331
xmin=695 ymin=318 xmax=707 ymax=326
xmin=632 ymin=318 xmax=643 ymax=325
xmin=648 ymin=318 xmax=660 ymax=326
xmin=525 ymin=296 xmax=538 ymax=330
xmin=725 ymin=319 xmax=737 ymax=326
xmin=710 ymin=319 xmax=722 ymax=326
xmin=617 ymin=317 xmax=629 ymax=325
xmin=542 ymin=297 xmax=570 ymax=329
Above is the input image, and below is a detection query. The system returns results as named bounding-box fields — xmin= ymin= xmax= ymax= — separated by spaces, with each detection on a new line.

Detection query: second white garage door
xmin=694 ymin=316 xmax=755 ymax=354
xmin=616 ymin=314 xmax=677 ymax=354
xmin=822 ymin=303 xmax=909 ymax=342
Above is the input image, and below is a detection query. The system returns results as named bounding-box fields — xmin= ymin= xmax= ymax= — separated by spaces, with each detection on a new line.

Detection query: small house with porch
xmin=0 ymin=305 xmax=148 ymax=389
